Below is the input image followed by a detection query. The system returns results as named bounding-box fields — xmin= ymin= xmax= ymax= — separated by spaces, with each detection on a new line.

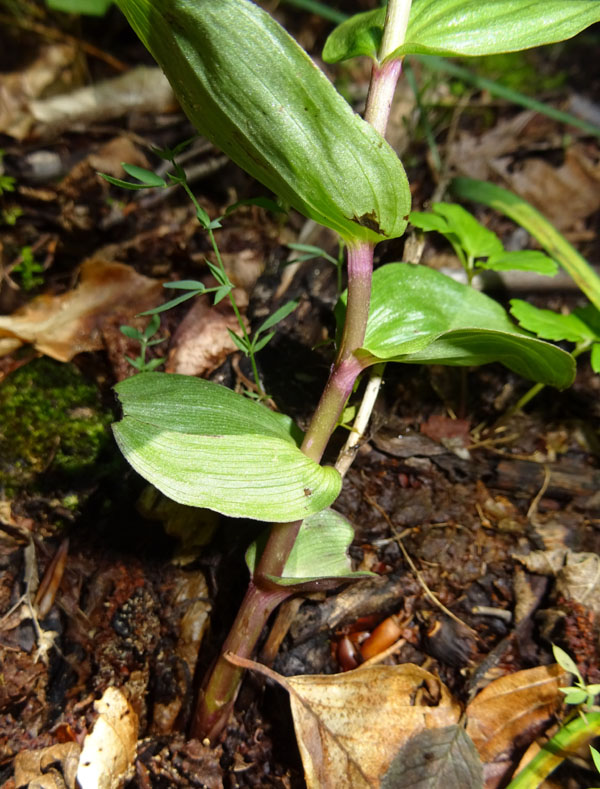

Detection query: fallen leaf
xmin=76 ymin=687 xmax=139 ymax=789
xmin=166 ymin=290 xmax=249 ymax=377
xmin=227 ymin=655 xmax=460 ymax=789
xmin=0 ymin=259 xmax=164 ymax=361
xmin=515 ymin=549 xmax=600 ymax=613
xmin=14 ymin=742 xmax=81 ymax=789
xmin=466 ymin=664 xmax=567 ymax=767
xmin=380 ymin=724 xmax=483 ymax=789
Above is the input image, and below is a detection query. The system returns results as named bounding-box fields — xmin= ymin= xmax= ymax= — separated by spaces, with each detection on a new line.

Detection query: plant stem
xmin=193 ymin=0 xmax=411 ymax=742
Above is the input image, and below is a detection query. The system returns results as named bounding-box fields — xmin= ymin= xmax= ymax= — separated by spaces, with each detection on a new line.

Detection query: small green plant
xmin=102 ymin=152 xmax=297 ymax=397
xmin=119 ymin=314 xmax=166 ymax=373
xmin=111 ymin=0 xmax=600 ymax=744
xmin=410 ymin=202 xmax=558 ymax=284
xmin=287 ymin=241 xmax=345 ymax=295
xmin=553 ymin=644 xmax=600 ymax=710
xmin=13 ymin=246 xmax=44 ymax=291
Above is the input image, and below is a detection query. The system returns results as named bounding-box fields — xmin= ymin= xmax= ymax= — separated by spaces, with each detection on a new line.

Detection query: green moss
xmin=0 ymin=358 xmax=113 ymax=494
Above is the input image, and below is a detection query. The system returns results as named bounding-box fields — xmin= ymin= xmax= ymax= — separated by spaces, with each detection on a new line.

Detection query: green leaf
xmin=246 ymin=508 xmax=374 ymax=585
xmin=115 ymin=0 xmax=410 ymax=243
xmin=251 ymin=331 xmax=276 ymax=353
xmin=552 ymin=644 xmax=583 ymax=681
xmin=483 ymin=250 xmax=558 ymax=276
xmin=99 ymin=173 xmax=154 ymax=191
xmin=139 ymin=291 xmax=200 ymax=315
xmin=591 ymin=344 xmax=600 ymax=374
xmin=322 ymin=8 xmax=384 ymax=63
xmin=113 ymin=373 xmax=341 ymax=521
xmin=591 ymin=745 xmax=600 ymax=773
xmin=287 ymin=243 xmax=339 ymax=266
xmin=348 ymin=263 xmax=575 ymax=387
xmin=561 ymin=688 xmax=588 ymax=705
xmin=163 ymin=280 xmax=207 ymax=291
xmin=121 ymin=163 xmax=166 ymax=187
xmin=120 ymin=325 xmax=143 ymax=341
xmin=426 ymin=203 xmax=503 ymax=260
xmin=510 ymin=300 xmax=595 ymax=343
xmin=46 ymin=0 xmax=112 ymax=15
xmin=227 ymin=329 xmax=251 ymax=354
xmin=255 ymin=300 xmax=299 ymax=336
xmin=451 ymin=177 xmax=600 ymax=312
xmin=324 ymin=1 xmax=600 ymax=63
xmin=574 ymin=304 xmax=600 ymax=337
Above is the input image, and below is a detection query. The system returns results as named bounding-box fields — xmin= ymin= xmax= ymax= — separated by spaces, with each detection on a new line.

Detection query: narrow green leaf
xmin=115 ymin=0 xmax=410 ymax=243
xmin=591 ymin=746 xmax=600 ymax=773
xmin=251 ymin=331 xmax=276 ymax=353
xmin=46 ymin=0 xmax=112 ymax=16
xmin=325 ymin=1 xmax=600 ymax=63
xmin=213 ymin=284 xmax=233 ymax=304
xmin=591 ymin=344 xmax=600 ymax=374
xmin=256 ymin=300 xmax=299 ymax=335
xmin=510 ymin=300 xmax=593 ymax=343
xmin=227 ymin=329 xmax=250 ymax=354
xmin=483 ymin=250 xmax=558 ymax=276
xmin=139 ymin=291 xmax=200 ymax=316
xmin=163 ymin=280 xmax=207 ymax=291
xmin=246 ymin=508 xmax=374 ymax=585
xmin=99 ymin=173 xmax=153 ymax=191
xmin=287 ymin=243 xmax=339 ymax=266
xmin=350 ymin=263 xmax=575 ymax=388
xmin=113 ymin=373 xmax=341 ymax=521
xmin=121 ymin=163 xmax=166 ymax=187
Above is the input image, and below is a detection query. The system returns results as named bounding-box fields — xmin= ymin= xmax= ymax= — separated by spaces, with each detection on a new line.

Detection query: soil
xmin=1 ymin=3 xmax=599 ymax=788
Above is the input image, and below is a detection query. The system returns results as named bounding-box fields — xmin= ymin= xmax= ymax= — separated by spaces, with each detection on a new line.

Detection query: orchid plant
xmin=110 ymin=0 xmax=599 ymax=741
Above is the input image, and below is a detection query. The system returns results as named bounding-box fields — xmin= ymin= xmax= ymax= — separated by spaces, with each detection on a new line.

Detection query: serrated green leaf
xmin=483 ymin=250 xmax=558 ymax=276
xmin=324 ymin=1 xmax=600 ymax=64
xmin=348 ymin=263 xmax=575 ymax=387
xmin=429 ymin=203 xmax=503 ymax=260
xmin=115 ymin=0 xmax=410 ymax=243
xmin=113 ymin=373 xmax=341 ymax=521
xmin=510 ymin=300 xmax=594 ymax=342
xmin=246 ymin=508 xmax=374 ymax=585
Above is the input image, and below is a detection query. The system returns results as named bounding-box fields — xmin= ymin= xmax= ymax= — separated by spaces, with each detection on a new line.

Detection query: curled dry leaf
xmin=515 ymin=549 xmax=600 ymax=613
xmin=76 ymin=687 xmax=139 ymax=789
xmin=465 ymin=664 xmax=567 ymax=771
xmin=166 ymin=290 xmax=249 ymax=377
xmin=227 ymin=655 xmax=460 ymax=789
xmin=0 ymin=259 xmax=164 ymax=361
xmin=14 ymin=742 xmax=81 ymax=789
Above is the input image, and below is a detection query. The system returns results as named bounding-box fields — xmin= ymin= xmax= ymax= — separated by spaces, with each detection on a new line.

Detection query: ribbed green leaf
xmin=352 ymin=263 xmax=575 ymax=387
xmin=323 ymin=1 xmax=600 ymax=63
xmin=115 ymin=0 xmax=410 ymax=243
xmin=113 ymin=373 xmax=341 ymax=521
xmin=246 ymin=508 xmax=374 ymax=586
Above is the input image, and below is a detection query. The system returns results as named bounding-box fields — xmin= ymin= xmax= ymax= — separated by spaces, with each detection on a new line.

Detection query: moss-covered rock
xmin=0 ymin=358 xmax=114 ymax=496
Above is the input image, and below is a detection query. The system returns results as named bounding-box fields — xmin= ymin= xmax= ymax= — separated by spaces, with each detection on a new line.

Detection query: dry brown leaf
xmin=76 ymin=687 xmax=139 ymax=789
xmin=465 ymin=664 xmax=567 ymax=766
xmin=166 ymin=290 xmax=249 ymax=377
xmin=14 ymin=742 xmax=81 ymax=789
xmin=494 ymin=145 xmax=600 ymax=230
xmin=0 ymin=43 xmax=84 ymax=139
xmin=228 ymin=655 xmax=460 ymax=789
xmin=0 ymin=259 xmax=164 ymax=361
xmin=514 ymin=549 xmax=600 ymax=613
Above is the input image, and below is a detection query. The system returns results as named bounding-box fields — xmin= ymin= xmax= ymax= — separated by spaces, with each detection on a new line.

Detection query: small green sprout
xmin=13 ymin=247 xmax=45 ymax=291
xmin=553 ymin=644 xmax=600 ymax=710
xmin=120 ymin=314 xmax=166 ymax=373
